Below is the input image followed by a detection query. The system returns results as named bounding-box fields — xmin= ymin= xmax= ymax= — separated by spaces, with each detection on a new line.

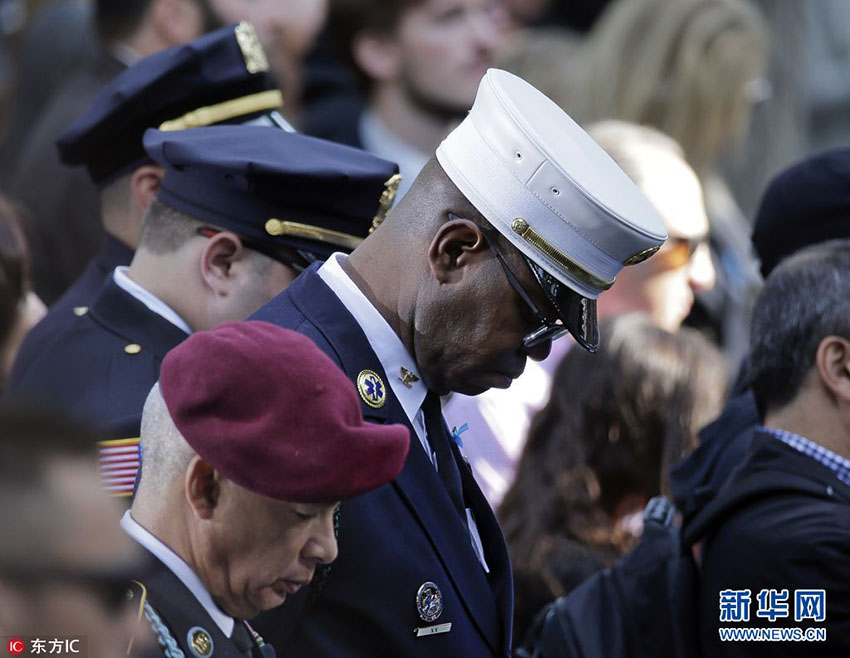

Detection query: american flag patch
xmin=98 ymin=437 xmax=141 ymax=497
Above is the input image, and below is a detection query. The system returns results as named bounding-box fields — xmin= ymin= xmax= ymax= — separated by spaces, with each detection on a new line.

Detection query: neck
xmin=131 ymin=500 xmax=205 ymax=583
xmin=370 ymin=84 xmax=454 ymax=156
xmin=765 ymin=390 xmax=850 ymax=461
xmin=344 ymin=238 xmax=417 ymax=358
xmin=127 ymin=250 xmax=200 ymax=329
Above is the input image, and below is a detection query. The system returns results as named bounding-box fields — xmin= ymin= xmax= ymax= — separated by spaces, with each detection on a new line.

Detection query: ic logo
xmin=7 ymin=639 xmax=25 ymax=655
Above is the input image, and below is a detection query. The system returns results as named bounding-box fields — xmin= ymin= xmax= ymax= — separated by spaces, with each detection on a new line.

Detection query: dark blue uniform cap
xmin=57 ymin=22 xmax=285 ymax=185
xmin=752 ymin=147 xmax=850 ymax=278
xmin=144 ymin=125 xmax=401 ymax=258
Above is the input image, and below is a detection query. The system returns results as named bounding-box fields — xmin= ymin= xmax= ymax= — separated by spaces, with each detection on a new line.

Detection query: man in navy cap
xmin=5 ymin=0 xmax=227 ymax=303
xmin=10 ymin=21 xmax=290 ymax=386
xmin=126 ymin=321 xmax=409 ymax=658
xmin=250 ymin=69 xmax=667 ymax=658
xmin=10 ymin=124 xmax=399 ymax=496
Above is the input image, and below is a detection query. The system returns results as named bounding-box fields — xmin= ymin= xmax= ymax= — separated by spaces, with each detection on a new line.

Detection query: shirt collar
xmin=120 ymin=511 xmax=234 ymax=636
xmin=317 ymin=253 xmax=427 ymax=422
xmin=760 ymin=426 xmax=850 ymax=486
xmin=113 ymin=267 xmax=192 ymax=335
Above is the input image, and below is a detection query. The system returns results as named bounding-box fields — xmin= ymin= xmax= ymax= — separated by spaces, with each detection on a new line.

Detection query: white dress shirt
xmin=113 ymin=267 xmax=192 ymax=335
xmin=318 ymin=254 xmax=489 ymax=571
xmin=121 ymin=511 xmax=234 ymax=637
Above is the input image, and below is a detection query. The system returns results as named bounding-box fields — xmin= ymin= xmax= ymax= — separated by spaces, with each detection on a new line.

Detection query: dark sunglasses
xmin=196 ymin=227 xmax=311 ymax=272
xmin=483 ymin=232 xmax=569 ymax=349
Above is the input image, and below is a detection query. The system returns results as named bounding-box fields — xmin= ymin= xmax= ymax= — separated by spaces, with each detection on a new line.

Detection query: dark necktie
xmin=231 ymin=622 xmax=253 ymax=658
xmin=422 ymin=392 xmax=468 ymax=527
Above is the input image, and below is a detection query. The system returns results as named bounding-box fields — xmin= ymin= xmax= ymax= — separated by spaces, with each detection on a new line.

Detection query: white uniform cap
xmin=436 ymin=69 xmax=668 ymax=351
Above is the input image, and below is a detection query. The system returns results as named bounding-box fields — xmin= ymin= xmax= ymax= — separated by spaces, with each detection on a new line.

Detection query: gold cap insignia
xmin=399 ymin=367 xmax=419 ymax=389
xmin=356 ymin=369 xmax=386 ymax=408
xmin=624 ymin=245 xmax=661 ymax=266
xmin=187 ymin=627 xmax=214 ymax=658
xmin=369 ymin=173 xmax=403 ymax=234
xmin=234 ymin=22 xmax=269 ymax=74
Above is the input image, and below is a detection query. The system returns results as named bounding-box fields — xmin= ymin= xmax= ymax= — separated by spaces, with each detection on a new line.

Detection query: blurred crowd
xmin=1 ymin=1 xmax=850 ymax=657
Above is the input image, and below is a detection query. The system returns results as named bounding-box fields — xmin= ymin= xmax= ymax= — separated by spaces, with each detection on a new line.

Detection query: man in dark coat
xmin=8 ymin=125 xmax=399 ymax=496
xmin=125 ymin=321 xmax=410 ymax=658
xmin=671 ymin=148 xmax=850 ymax=524
xmin=9 ymin=20 xmax=290 ymax=386
xmin=689 ymin=240 xmax=850 ymax=656
xmin=5 ymin=0 xmax=222 ymax=304
xmin=250 ymin=69 xmax=668 ymax=658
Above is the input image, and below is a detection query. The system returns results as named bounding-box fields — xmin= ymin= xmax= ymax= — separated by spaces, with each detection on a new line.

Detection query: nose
xmin=302 ymin=508 xmax=339 ymax=566
xmin=688 ymin=242 xmax=716 ymax=292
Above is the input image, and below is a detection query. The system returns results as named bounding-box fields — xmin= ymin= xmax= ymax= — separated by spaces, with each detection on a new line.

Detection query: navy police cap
xmin=144 ymin=125 xmax=401 ymax=259
xmin=58 ymin=22 xmax=287 ymax=185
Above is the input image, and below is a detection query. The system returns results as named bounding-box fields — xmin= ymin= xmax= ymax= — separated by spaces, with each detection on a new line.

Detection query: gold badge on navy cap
xmin=356 ymin=369 xmax=386 ymax=408
xmin=416 ymin=581 xmax=443 ymax=622
xmin=234 ymin=22 xmax=268 ymax=73
xmin=187 ymin=627 xmax=214 ymax=658
xmin=370 ymin=173 xmax=403 ymax=234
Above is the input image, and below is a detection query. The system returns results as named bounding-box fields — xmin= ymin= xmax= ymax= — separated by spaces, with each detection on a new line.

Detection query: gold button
xmin=73 ymin=306 xmax=88 ymax=316
xmin=124 ymin=344 xmax=142 ymax=355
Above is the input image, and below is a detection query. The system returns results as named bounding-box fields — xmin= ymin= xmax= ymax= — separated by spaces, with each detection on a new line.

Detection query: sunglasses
xmin=485 ymin=233 xmax=569 ymax=349
xmin=196 ymin=227 xmax=312 ymax=272
xmin=652 ymin=236 xmax=707 ymax=271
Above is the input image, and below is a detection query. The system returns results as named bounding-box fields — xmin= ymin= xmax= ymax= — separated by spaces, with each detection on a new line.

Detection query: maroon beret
xmin=157 ymin=321 xmax=410 ymax=502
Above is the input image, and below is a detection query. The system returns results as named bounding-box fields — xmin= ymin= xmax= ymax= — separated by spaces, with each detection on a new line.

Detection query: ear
xmin=352 ymin=31 xmax=402 ymax=83
xmin=815 ymin=336 xmax=850 ymax=403
xmin=184 ymin=456 xmax=220 ymax=520
xmin=199 ymin=231 xmax=246 ymax=297
xmin=428 ymin=216 xmax=488 ymax=284
xmin=129 ymin=165 xmax=163 ymax=215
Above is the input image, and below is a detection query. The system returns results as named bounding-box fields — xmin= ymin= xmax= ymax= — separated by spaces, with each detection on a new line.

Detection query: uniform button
xmin=124 ymin=344 xmax=142 ymax=355
xmin=73 ymin=306 xmax=89 ymax=316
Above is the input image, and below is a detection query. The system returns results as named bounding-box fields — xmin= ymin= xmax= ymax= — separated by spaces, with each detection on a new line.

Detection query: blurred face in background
xmin=392 ymin=0 xmax=506 ymax=113
xmin=0 ymin=459 xmax=145 ymax=658
xmin=210 ymin=0 xmax=328 ymax=81
xmin=597 ymin=144 xmax=714 ymax=330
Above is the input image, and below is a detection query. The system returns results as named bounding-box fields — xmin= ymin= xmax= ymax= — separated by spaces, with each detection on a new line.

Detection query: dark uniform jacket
xmin=686 ymin=430 xmax=850 ymax=657
xmin=250 ymin=265 xmax=513 ymax=658
xmin=136 ymin=546 xmax=269 ymax=658
xmin=10 ymin=234 xmax=133 ymax=386
xmin=8 ymin=49 xmax=126 ymax=304
xmin=9 ymin=274 xmax=186 ymax=436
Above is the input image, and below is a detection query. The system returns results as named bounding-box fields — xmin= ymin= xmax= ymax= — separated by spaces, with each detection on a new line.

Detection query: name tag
xmin=414 ymin=623 xmax=452 ymax=637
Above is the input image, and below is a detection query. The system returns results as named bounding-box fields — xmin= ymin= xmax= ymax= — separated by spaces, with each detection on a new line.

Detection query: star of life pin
xmin=356 ymin=369 xmax=386 ymax=408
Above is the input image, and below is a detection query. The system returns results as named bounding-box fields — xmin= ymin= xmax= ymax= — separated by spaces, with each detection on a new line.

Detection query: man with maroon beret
xmin=122 ymin=321 xmax=410 ymax=658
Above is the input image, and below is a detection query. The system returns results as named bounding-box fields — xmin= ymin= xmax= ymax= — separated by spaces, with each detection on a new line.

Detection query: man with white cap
xmin=250 ymin=69 xmax=667 ymax=658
